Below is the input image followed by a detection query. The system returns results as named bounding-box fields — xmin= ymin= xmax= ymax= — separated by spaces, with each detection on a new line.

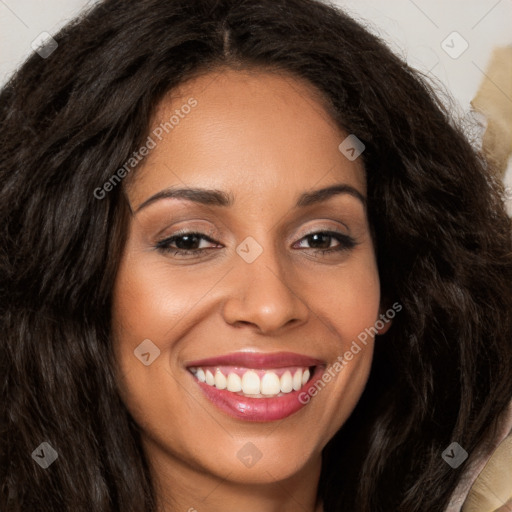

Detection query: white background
xmin=1 ymin=0 xmax=511 ymax=203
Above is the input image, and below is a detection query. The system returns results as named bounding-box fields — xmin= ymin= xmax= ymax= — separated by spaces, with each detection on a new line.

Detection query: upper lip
xmin=186 ymin=351 xmax=325 ymax=369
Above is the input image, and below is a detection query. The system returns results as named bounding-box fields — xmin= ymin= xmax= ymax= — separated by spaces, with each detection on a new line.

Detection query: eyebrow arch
xmin=134 ymin=183 xmax=366 ymax=213
xmin=296 ymin=184 xmax=366 ymax=208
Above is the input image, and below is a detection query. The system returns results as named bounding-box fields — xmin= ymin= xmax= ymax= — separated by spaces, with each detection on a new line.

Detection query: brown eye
xmin=294 ymin=231 xmax=357 ymax=254
xmin=156 ymin=231 xmax=219 ymax=257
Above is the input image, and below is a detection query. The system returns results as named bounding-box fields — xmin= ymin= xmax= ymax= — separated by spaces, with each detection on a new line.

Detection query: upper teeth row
xmin=191 ymin=367 xmax=311 ymax=395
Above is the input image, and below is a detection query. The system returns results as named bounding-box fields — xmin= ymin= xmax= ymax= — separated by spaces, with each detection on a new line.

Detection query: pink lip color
xmin=186 ymin=351 xmax=324 ymax=369
xmin=186 ymin=352 xmax=326 ymax=422
xmin=193 ymin=366 xmax=324 ymax=422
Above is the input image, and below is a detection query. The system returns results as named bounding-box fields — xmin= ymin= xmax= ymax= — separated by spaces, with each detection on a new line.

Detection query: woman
xmin=1 ymin=0 xmax=511 ymax=511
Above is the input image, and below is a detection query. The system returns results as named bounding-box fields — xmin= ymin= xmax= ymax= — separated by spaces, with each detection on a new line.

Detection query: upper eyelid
xmin=159 ymin=218 xmax=353 ymax=240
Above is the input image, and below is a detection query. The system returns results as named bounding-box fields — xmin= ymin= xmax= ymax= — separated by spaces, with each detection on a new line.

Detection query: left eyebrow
xmin=134 ymin=183 xmax=366 ymax=213
xmin=295 ymin=183 xmax=366 ymax=208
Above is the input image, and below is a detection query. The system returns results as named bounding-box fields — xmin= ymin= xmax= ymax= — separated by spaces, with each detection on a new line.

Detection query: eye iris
xmin=308 ymin=233 xmax=331 ymax=249
xmin=176 ymin=234 xmax=200 ymax=250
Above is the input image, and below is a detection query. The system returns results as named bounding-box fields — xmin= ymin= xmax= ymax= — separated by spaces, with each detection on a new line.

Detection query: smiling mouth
xmin=185 ymin=351 xmax=325 ymax=421
xmin=189 ymin=365 xmax=315 ymax=398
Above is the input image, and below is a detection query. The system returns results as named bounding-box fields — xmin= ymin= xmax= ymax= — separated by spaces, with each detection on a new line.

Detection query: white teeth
xmin=292 ymin=369 xmax=302 ymax=390
xmin=261 ymin=372 xmax=281 ymax=395
xmin=192 ymin=366 xmax=314 ymax=396
xmin=227 ymin=372 xmax=242 ymax=392
xmin=205 ymin=369 xmax=215 ymax=386
xmin=214 ymin=370 xmax=227 ymax=389
xmin=242 ymin=370 xmax=260 ymax=394
xmin=280 ymin=371 xmax=293 ymax=393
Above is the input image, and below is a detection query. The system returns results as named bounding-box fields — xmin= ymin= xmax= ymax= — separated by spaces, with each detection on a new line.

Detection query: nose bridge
xmin=221 ymin=233 xmax=309 ymax=332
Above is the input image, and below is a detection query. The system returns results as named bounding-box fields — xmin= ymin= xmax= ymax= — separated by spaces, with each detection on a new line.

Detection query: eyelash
xmin=155 ymin=229 xmax=358 ymax=258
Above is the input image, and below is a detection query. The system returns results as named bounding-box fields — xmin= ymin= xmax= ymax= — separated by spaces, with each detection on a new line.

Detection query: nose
xmin=221 ymin=240 xmax=310 ymax=334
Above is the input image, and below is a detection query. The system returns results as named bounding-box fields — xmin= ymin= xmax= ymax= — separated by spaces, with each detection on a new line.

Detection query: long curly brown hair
xmin=1 ymin=1 xmax=512 ymax=511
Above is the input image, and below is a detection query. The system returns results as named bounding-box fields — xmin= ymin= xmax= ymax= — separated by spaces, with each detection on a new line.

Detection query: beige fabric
xmin=462 ymin=434 xmax=512 ymax=512
xmin=470 ymin=46 xmax=512 ymax=180
xmin=446 ymin=401 xmax=512 ymax=511
xmin=494 ymin=498 xmax=512 ymax=512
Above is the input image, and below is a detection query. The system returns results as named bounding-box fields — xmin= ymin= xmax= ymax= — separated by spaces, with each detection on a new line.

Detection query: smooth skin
xmin=112 ymin=67 xmax=391 ymax=512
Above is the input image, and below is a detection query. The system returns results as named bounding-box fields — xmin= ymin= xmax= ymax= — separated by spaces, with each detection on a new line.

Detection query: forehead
xmin=126 ymin=67 xmax=365 ymax=206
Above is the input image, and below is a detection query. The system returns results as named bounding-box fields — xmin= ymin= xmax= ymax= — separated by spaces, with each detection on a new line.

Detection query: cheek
xmin=304 ymin=251 xmax=380 ymax=434
xmin=110 ymin=256 xmax=195 ymax=449
xmin=111 ymin=249 xmax=218 ymax=351
xmin=308 ymin=247 xmax=381 ymax=336
xmin=337 ymin=263 xmax=380 ymax=331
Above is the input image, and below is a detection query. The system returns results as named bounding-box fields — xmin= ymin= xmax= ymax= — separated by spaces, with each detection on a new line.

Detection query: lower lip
xmin=191 ymin=366 xmax=325 ymax=422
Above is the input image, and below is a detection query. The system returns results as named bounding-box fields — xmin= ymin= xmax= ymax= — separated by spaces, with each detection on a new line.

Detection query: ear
xmin=375 ymin=303 xmax=394 ymax=336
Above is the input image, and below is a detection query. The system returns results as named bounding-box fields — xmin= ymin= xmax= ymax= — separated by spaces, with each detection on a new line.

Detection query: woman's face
xmin=112 ymin=68 xmax=387 ymax=492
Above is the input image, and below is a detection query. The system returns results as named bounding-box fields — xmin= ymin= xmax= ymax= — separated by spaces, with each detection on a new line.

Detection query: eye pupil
xmin=175 ymin=234 xmax=199 ymax=250
xmin=308 ymin=233 xmax=331 ymax=249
